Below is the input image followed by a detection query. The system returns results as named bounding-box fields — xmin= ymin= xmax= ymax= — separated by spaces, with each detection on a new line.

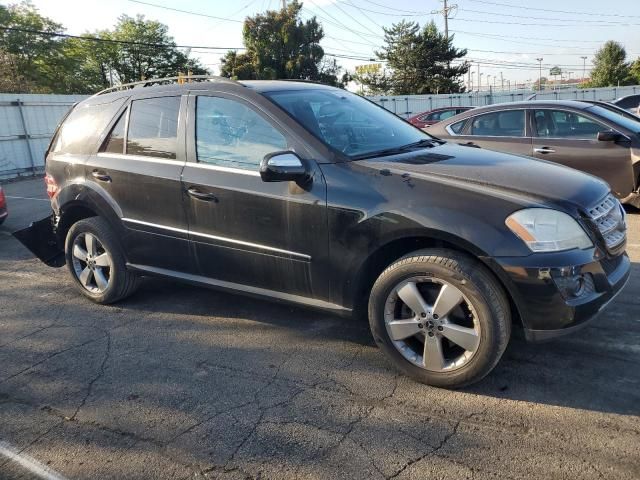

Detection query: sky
xmin=13 ymin=0 xmax=640 ymax=90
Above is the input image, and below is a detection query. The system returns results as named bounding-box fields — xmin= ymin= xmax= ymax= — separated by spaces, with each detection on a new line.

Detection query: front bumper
xmin=484 ymin=248 xmax=631 ymax=342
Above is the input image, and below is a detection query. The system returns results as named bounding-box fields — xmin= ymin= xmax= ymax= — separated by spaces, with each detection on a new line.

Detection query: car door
xmin=452 ymin=109 xmax=533 ymax=156
xmin=530 ymin=108 xmax=633 ymax=196
xmin=89 ymin=94 xmax=194 ymax=273
xmin=181 ymin=91 xmax=329 ymax=299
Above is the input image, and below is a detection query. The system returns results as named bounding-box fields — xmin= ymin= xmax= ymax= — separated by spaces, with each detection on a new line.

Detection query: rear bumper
xmin=12 ymin=214 xmax=65 ymax=267
xmin=484 ymin=249 xmax=631 ymax=342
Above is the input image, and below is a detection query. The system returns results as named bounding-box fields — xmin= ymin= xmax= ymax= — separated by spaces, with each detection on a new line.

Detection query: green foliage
xmin=360 ymin=20 xmax=469 ymax=95
xmin=629 ymin=58 xmax=640 ymax=85
xmin=220 ymin=1 xmax=344 ymax=86
xmin=590 ymin=41 xmax=631 ymax=87
xmin=0 ymin=2 xmax=208 ymax=94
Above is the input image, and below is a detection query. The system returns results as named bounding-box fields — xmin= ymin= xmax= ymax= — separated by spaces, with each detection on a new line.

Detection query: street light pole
xmin=581 ymin=56 xmax=587 ymax=84
xmin=536 ymin=58 xmax=543 ymax=91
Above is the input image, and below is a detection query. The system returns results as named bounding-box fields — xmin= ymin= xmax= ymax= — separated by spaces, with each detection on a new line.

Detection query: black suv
xmin=16 ymin=76 xmax=630 ymax=388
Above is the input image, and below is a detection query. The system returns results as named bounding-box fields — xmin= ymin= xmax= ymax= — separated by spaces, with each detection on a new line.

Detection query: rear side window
xmin=449 ymin=120 xmax=466 ymax=134
xmin=470 ymin=110 xmax=525 ymax=137
xmin=52 ymin=98 xmax=125 ymax=155
xmin=102 ymin=111 xmax=126 ymax=154
xmin=126 ymin=97 xmax=180 ymax=159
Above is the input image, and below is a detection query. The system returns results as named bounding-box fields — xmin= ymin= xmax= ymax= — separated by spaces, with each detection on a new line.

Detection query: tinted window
xmin=196 ymin=96 xmax=286 ymax=171
xmin=102 ymin=111 xmax=126 ymax=154
xmin=470 ymin=110 xmax=525 ymax=137
xmin=52 ymin=98 xmax=125 ymax=155
xmin=585 ymin=105 xmax=640 ymax=134
xmin=534 ymin=109 xmax=606 ymax=139
xmin=127 ymin=97 xmax=180 ymax=159
xmin=449 ymin=120 xmax=466 ymax=134
xmin=613 ymin=96 xmax=640 ymax=109
xmin=265 ymin=89 xmax=431 ymax=158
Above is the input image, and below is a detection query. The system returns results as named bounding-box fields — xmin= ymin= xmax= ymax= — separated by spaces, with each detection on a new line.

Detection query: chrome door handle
xmin=187 ymin=187 xmax=218 ymax=202
xmin=534 ymin=147 xmax=556 ymax=154
xmin=91 ymin=170 xmax=111 ymax=182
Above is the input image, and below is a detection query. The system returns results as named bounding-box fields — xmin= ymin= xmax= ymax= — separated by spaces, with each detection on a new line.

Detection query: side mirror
xmin=260 ymin=152 xmax=309 ymax=182
xmin=597 ymin=130 xmax=621 ymax=142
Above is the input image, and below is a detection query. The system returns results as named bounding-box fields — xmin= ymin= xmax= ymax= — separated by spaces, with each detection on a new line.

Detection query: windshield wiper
xmin=352 ymin=138 xmax=439 ymax=160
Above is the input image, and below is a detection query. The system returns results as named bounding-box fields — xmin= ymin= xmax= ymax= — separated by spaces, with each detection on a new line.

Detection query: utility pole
xmin=477 ymin=63 xmax=481 ymax=92
xmin=281 ymin=0 xmax=286 ymax=10
xmin=431 ymin=0 xmax=458 ymax=40
xmin=581 ymin=56 xmax=587 ymax=83
xmin=500 ymin=71 xmax=503 ymax=91
xmin=536 ymin=57 xmax=543 ymax=91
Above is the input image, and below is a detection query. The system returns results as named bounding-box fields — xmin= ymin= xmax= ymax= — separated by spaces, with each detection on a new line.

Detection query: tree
xmin=104 ymin=15 xmax=208 ymax=84
xmin=590 ymin=41 xmax=631 ymax=87
xmin=0 ymin=1 xmax=67 ymax=92
xmin=629 ymin=58 xmax=640 ymax=85
xmin=360 ymin=20 xmax=468 ymax=95
xmin=220 ymin=1 xmax=343 ymax=86
xmin=0 ymin=3 xmax=208 ymax=94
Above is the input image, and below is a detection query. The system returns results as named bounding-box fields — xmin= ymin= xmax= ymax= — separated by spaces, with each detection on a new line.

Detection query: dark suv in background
xmin=16 ymin=77 xmax=629 ymax=388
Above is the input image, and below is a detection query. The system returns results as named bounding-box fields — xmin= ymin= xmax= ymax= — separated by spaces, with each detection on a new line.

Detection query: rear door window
xmin=102 ymin=111 xmax=126 ymax=154
xmin=449 ymin=120 xmax=467 ymax=134
xmin=126 ymin=96 xmax=181 ymax=159
xmin=534 ymin=109 xmax=606 ymax=139
xmin=470 ymin=110 xmax=525 ymax=137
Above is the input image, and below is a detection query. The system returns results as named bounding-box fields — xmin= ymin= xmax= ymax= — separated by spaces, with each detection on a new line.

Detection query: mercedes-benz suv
xmin=15 ymin=76 xmax=630 ymax=388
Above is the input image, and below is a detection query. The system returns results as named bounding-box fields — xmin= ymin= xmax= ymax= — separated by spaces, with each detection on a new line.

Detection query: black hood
xmin=360 ymin=143 xmax=609 ymax=209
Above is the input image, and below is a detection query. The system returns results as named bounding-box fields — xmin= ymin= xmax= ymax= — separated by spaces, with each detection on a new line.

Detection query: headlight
xmin=505 ymin=208 xmax=593 ymax=252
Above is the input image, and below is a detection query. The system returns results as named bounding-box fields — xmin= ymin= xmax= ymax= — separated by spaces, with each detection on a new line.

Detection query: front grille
xmin=587 ymin=194 xmax=626 ymax=251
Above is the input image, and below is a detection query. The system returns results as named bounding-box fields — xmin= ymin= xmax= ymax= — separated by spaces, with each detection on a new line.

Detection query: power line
xmin=0 ymin=26 xmax=246 ymax=50
xmin=461 ymin=7 xmax=640 ymax=25
xmin=452 ymin=16 xmax=640 ymax=27
xmin=128 ymin=0 xmax=244 ymax=22
xmin=304 ymin=1 xmax=380 ymax=45
xmin=330 ymin=0 xmax=382 ymax=36
xmin=466 ymin=0 xmax=640 ymax=19
xmin=450 ymin=30 xmax=607 ymax=44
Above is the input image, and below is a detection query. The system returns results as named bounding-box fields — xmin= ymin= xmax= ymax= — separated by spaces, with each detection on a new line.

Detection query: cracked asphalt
xmin=1 ymin=177 xmax=639 ymax=479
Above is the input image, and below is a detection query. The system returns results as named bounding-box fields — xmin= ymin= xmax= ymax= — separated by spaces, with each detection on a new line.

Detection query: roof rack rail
xmin=92 ymin=75 xmax=240 ymax=97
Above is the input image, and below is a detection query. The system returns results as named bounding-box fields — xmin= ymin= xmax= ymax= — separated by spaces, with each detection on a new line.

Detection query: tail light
xmin=44 ymin=173 xmax=59 ymax=199
xmin=0 ymin=188 xmax=5 ymax=209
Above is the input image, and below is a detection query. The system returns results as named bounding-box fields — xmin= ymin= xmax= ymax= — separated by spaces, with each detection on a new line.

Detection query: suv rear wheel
xmin=368 ymin=249 xmax=510 ymax=388
xmin=65 ymin=217 xmax=139 ymax=304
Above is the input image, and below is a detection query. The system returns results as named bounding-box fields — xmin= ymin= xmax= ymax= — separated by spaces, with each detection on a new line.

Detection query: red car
xmin=0 ymin=185 xmax=7 ymax=225
xmin=408 ymin=106 xmax=474 ymax=128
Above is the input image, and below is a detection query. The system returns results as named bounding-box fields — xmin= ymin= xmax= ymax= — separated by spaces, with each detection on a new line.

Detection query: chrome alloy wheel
xmin=71 ymin=233 xmax=112 ymax=293
xmin=384 ymin=277 xmax=481 ymax=372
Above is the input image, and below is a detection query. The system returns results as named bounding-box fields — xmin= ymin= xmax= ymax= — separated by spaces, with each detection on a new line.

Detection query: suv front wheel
xmin=369 ymin=249 xmax=511 ymax=388
xmin=65 ymin=217 xmax=139 ymax=304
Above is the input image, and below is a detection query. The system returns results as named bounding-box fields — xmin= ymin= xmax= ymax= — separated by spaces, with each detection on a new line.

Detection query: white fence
xmin=0 ymin=94 xmax=87 ymax=179
xmin=369 ymin=85 xmax=640 ymax=118
xmin=1 ymin=85 xmax=639 ymax=178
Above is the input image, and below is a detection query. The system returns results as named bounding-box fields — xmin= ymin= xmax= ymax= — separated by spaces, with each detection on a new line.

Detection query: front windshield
xmin=264 ymin=88 xmax=433 ymax=158
xmin=586 ymin=105 xmax=640 ymax=134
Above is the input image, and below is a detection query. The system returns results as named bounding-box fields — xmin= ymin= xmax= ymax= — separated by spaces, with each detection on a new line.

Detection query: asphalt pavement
xmin=0 ymin=177 xmax=639 ymax=479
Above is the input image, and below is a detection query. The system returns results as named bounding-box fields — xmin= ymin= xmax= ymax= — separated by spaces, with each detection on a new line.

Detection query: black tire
xmin=65 ymin=217 xmax=139 ymax=304
xmin=368 ymin=248 xmax=510 ymax=389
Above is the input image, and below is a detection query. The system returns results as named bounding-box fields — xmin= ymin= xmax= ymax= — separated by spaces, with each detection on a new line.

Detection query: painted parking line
xmin=5 ymin=196 xmax=49 ymax=202
xmin=0 ymin=441 xmax=67 ymax=480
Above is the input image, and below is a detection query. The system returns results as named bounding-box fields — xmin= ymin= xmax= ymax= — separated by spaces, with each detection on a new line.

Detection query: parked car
xmin=611 ymin=94 xmax=640 ymax=115
xmin=0 ymin=185 xmax=7 ymax=225
xmin=408 ymin=106 xmax=474 ymax=128
xmin=429 ymin=100 xmax=640 ymax=209
xmin=581 ymin=100 xmax=640 ymax=123
xmin=14 ymin=77 xmax=629 ymax=388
